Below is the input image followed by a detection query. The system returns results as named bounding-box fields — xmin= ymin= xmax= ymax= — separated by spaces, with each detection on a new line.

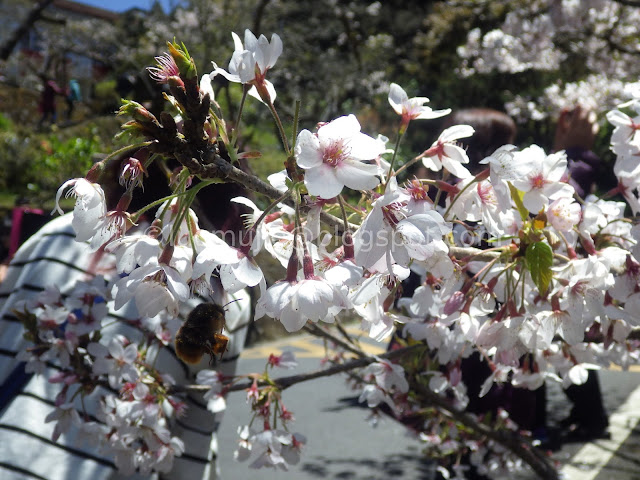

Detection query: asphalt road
xmin=216 ymin=332 xmax=640 ymax=480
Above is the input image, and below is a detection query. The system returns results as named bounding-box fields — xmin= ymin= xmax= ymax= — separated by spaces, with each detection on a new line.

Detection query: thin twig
xmin=411 ymin=382 xmax=559 ymax=480
xmin=171 ymin=343 xmax=426 ymax=394
xmin=303 ymin=323 xmax=364 ymax=358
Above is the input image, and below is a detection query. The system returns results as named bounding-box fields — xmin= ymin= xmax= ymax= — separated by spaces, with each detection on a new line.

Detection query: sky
xmin=75 ymin=0 xmax=181 ymax=13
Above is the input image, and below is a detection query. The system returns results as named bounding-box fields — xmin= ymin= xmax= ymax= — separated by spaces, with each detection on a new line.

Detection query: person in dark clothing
xmin=555 ymin=105 xmax=615 ymax=197
xmin=38 ymin=76 xmax=62 ymax=127
xmin=553 ymin=105 xmax=611 ymax=441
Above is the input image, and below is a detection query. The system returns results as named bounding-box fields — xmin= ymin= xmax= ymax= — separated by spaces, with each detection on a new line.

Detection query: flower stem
xmin=393 ymin=145 xmax=436 ymax=179
xmin=233 ymin=85 xmax=249 ymax=146
xmin=443 ymin=176 xmax=479 ymax=221
xmin=268 ymin=99 xmax=291 ymax=156
xmin=383 ymin=129 xmax=405 ymax=189
xmin=252 ymin=190 xmax=292 ymax=232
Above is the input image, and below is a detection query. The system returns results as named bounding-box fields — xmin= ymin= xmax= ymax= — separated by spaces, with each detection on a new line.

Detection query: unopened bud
xmin=302 ymin=250 xmax=315 ymax=280
xmin=443 ymin=291 xmax=465 ymax=315
xmin=286 ymin=248 xmax=299 ymax=283
xmin=168 ymin=41 xmax=197 ymax=81
xmin=343 ymin=231 xmax=354 ymax=260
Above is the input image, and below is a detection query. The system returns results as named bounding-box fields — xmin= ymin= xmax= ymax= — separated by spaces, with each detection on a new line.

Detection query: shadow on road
xmin=300 ymin=453 xmax=436 ymax=480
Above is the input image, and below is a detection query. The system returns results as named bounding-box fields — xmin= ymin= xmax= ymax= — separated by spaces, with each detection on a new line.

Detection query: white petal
xmin=280 ymin=305 xmax=307 ymax=332
xmin=231 ymin=31 xmax=244 ymax=51
xmin=442 ymin=155 xmax=472 ymax=179
xmin=318 ymin=115 xmax=360 ymax=142
xmin=296 ymin=280 xmax=333 ymax=321
xmin=164 ymin=267 xmax=190 ymax=302
xmin=200 ymin=73 xmax=215 ymax=101
xmin=388 ymin=83 xmax=407 ymax=115
xmin=231 ymin=257 xmax=263 ymax=287
xmin=304 ymin=164 xmax=343 ymax=198
xmin=439 ymin=124 xmax=474 ymax=143
xmin=295 ymin=130 xmax=322 ymax=168
xmin=346 ymin=132 xmax=385 ymax=161
xmin=335 ymin=160 xmax=380 ymax=191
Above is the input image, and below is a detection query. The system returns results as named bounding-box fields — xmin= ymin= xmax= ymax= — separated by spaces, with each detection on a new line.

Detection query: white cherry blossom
xmin=511 ymin=145 xmax=574 ymax=213
xmin=295 ymin=114 xmax=385 ymax=198
xmin=422 ymin=125 xmax=474 ymax=179
xmin=212 ymin=29 xmax=282 ymax=103
xmin=388 ymin=82 xmax=450 ymax=129
xmin=547 ymin=197 xmax=581 ymax=232
xmin=55 ymin=178 xmax=107 ymax=244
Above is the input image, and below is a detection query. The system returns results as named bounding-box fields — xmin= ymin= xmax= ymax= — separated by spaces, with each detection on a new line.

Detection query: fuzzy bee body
xmin=175 ymin=302 xmax=229 ymax=364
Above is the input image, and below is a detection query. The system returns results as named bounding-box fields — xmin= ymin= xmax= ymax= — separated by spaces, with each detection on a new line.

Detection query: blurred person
xmin=65 ymin=79 xmax=82 ymax=122
xmin=0 ymin=159 xmax=252 ymax=479
xmin=553 ymin=105 xmax=610 ymax=441
xmin=555 ymin=105 xmax=616 ymax=197
xmin=38 ymin=76 xmax=63 ymax=128
xmin=443 ymin=108 xmax=517 ymax=174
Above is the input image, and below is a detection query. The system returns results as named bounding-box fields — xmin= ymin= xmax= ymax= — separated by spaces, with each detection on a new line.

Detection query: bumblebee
xmin=175 ymin=302 xmax=229 ymax=364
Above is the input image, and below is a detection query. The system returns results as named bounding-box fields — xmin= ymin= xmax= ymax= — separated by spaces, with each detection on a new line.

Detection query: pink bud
xmin=443 ymin=291 xmax=465 ymax=315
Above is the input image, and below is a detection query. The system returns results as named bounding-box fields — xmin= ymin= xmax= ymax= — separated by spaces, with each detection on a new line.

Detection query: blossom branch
xmin=303 ymin=323 xmax=365 ymax=358
xmin=411 ymin=381 xmax=559 ymax=480
xmin=172 ymin=343 xmax=426 ymax=395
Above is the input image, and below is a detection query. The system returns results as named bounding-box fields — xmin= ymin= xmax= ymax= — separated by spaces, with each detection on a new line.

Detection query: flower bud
xmin=443 ymin=290 xmax=465 ymax=315
xmin=168 ymin=41 xmax=197 ymax=81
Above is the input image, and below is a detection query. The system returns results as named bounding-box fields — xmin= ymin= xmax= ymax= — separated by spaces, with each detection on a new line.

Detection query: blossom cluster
xmin=17 ymin=28 xmax=640 ymax=479
xmin=457 ymin=0 xmax=640 ymax=120
xmin=16 ymin=280 xmax=186 ymax=475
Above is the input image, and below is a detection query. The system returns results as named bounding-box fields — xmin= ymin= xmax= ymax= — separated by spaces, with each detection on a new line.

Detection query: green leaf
xmin=508 ymin=182 xmax=529 ymax=221
xmin=525 ymin=241 xmax=553 ymax=296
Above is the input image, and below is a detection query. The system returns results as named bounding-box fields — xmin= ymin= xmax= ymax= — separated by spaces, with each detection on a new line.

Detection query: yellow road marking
xmin=605 ymin=364 xmax=640 ymax=373
xmin=243 ymin=333 xmax=640 ymax=372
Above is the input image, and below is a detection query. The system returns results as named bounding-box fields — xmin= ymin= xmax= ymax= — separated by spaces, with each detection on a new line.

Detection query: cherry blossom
xmin=422 ymin=125 xmax=475 ymax=179
xmin=235 ymin=427 xmax=298 ymax=470
xmin=295 ymin=114 xmax=385 ymax=198
xmin=212 ymin=29 xmax=282 ymax=103
xmin=511 ymin=145 xmax=574 ymax=213
xmin=547 ymin=196 xmax=581 ymax=232
xmin=606 ymin=104 xmax=640 ymax=155
xmin=257 ymin=276 xmax=344 ymax=332
xmin=353 ymin=181 xmax=451 ymax=274
xmin=388 ymin=82 xmax=450 ymax=130
xmin=55 ymin=177 xmax=107 ymax=244
xmin=268 ymin=351 xmax=298 ymax=369
xmin=44 ymin=403 xmax=81 ymax=442
xmin=363 ymin=359 xmax=409 ymax=393
xmin=88 ymin=336 xmax=140 ymax=389
xmin=112 ymin=262 xmax=190 ymax=317
xmin=196 ymin=369 xmax=227 ymax=413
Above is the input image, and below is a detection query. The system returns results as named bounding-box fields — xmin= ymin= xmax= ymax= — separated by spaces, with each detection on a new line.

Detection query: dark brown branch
xmin=171 ymin=343 xmax=426 ymax=394
xmin=171 ymin=336 xmax=557 ymax=478
xmin=303 ymin=323 xmax=365 ymax=358
xmin=252 ymin=0 xmax=271 ymax=35
xmin=411 ymin=382 xmax=559 ymax=480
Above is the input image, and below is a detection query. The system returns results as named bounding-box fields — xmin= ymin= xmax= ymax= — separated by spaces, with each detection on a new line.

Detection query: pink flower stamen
xmin=147 ymin=52 xmax=180 ymax=84
xmin=323 ymin=141 xmax=349 ymax=166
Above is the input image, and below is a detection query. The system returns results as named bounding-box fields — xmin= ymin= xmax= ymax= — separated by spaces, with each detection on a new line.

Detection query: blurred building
xmin=0 ymin=0 xmax=120 ymax=90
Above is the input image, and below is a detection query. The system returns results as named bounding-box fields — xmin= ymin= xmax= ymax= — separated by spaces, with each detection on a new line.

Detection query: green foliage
xmin=0 ymin=113 xmax=13 ymax=132
xmin=525 ymin=241 xmax=553 ymax=296
xmin=0 ymin=118 xmax=122 ymax=205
